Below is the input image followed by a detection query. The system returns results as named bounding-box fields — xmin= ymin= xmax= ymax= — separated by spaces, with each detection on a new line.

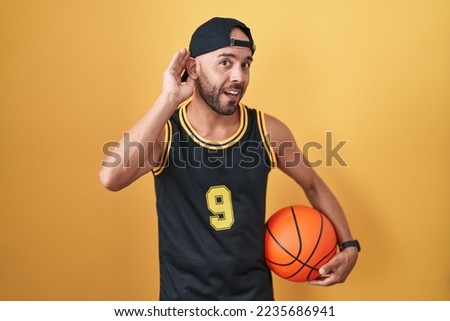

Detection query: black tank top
xmin=153 ymin=101 xmax=277 ymax=300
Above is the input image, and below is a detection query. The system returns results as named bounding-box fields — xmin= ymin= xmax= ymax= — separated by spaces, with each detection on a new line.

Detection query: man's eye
xmin=243 ymin=62 xmax=251 ymax=69
xmin=221 ymin=60 xmax=231 ymax=66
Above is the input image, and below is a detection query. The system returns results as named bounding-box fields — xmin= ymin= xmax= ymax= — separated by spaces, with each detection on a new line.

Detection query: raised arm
xmin=265 ymin=114 xmax=358 ymax=286
xmin=99 ymin=49 xmax=195 ymax=191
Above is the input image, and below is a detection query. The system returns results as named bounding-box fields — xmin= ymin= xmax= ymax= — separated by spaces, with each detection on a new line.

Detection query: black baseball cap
xmin=181 ymin=17 xmax=256 ymax=82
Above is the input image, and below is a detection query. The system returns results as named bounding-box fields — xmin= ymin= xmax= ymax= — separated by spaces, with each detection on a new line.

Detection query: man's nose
xmin=229 ymin=66 xmax=245 ymax=83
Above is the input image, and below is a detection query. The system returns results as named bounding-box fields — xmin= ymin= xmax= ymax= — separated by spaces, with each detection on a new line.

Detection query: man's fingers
xmin=318 ymin=257 xmax=338 ymax=276
xmin=308 ymin=258 xmax=340 ymax=286
xmin=168 ymin=48 xmax=190 ymax=77
xmin=308 ymin=272 xmax=338 ymax=286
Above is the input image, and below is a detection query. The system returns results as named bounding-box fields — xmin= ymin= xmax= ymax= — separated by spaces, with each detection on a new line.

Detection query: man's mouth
xmin=224 ymin=90 xmax=240 ymax=97
xmin=223 ymin=85 xmax=243 ymax=98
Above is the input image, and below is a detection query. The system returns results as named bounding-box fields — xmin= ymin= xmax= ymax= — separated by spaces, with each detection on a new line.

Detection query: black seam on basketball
xmin=265 ymin=207 xmax=306 ymax=267
xmin=266 ymin=224 xmax=303 ymax=266
xmin=311 ymin=244 xmax=338 ymax=270
xmin=291 ymin=206 xmax=303 ymax=261
xmin=287 ymin=209 xmax=325 ymax=280
xmin=284 ymin=206 xmax=309 ymax=278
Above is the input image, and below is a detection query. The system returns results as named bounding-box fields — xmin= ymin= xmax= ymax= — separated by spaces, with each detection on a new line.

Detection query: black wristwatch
xmin=339 ymin=240 xmax=361 ymax=252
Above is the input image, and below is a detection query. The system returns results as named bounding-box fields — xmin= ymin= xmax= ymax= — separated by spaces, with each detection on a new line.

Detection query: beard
xmin=197 ymin=72 xmax=245 ymax=116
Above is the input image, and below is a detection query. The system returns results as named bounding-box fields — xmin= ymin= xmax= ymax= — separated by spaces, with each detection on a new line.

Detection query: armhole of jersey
xmin=152 ymin=121 xmax=173 ymax=176
xmin=256 ymin=111 xmax=277 ymax=169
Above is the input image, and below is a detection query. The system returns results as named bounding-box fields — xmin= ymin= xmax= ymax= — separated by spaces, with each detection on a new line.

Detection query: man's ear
xmin=186 ymin=57 xmax=198 ymax=80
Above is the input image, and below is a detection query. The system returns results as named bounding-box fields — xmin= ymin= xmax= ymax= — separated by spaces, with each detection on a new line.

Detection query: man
xmin=99 ymin=17 xmax=359 ymax=300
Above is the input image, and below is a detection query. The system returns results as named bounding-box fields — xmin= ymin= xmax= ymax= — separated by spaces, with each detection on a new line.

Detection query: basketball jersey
xmin=152 ymin=101 xmax=277 ymax=300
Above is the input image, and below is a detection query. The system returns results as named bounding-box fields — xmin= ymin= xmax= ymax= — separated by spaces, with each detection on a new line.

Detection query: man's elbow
xmin=98 ymin=168 xmax=124 ymax=192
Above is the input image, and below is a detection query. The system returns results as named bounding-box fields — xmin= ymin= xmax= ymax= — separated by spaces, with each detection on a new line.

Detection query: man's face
xmin=195 ymin=27 xmax=253 ymax=115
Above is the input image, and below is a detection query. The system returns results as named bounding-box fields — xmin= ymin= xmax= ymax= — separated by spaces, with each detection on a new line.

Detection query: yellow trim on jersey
xmin=152 ymin=120 xmax=173 ymax=176
xmin=178 ymin=102 xmax=248 ymax=150
xmin=257 ymin=111 xmax=277 ymax=168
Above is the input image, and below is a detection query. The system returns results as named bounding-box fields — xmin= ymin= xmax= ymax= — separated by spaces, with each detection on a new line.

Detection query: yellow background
xmin=1 ymin=0 xmax=449 ymax=300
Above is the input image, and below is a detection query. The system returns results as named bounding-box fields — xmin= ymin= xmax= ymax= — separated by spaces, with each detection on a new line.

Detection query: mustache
xmin=222 ymin=84 xmax=244 ymax=92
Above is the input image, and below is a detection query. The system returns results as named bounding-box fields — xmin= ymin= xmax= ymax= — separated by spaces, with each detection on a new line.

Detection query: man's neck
xmin=186 ymin=96 xmax=241 ymax=142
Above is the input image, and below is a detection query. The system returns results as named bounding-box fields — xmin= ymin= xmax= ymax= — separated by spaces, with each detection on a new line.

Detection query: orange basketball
xmin=265 ymin=205 xmax=338 ymax=282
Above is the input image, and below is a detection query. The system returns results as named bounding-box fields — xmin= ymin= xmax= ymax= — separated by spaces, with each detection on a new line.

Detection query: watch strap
xmin=339 ymin=239 xmax=361 ymax=252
